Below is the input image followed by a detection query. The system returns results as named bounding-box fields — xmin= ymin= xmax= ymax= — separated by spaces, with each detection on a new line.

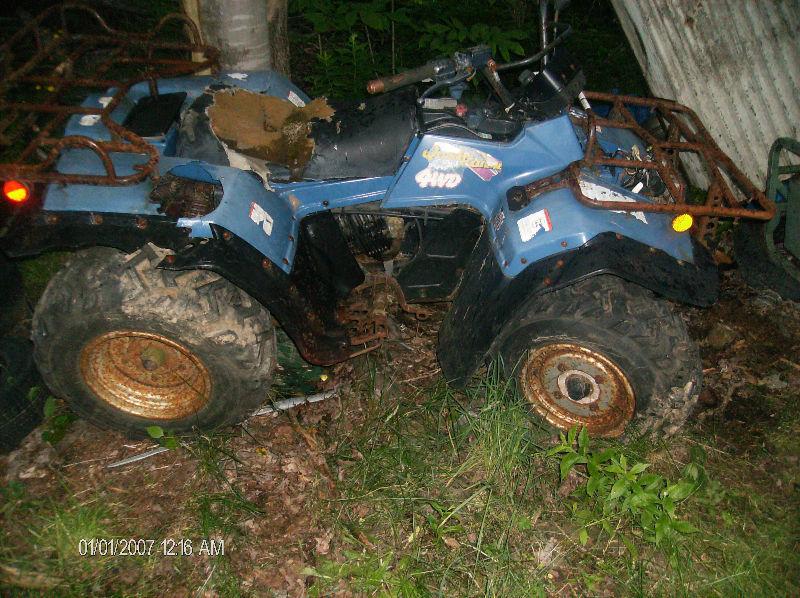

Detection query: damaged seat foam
xmin=175 ymin=86 xmax=419 ymax=182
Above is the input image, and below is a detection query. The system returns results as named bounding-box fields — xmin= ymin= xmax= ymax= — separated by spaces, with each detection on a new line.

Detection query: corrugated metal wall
xmin=611 ymin=0 xmax=800 ymax=188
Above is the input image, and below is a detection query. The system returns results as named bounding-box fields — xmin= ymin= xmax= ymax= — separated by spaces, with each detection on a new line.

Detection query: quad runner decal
xmin=415 ymin=141 xmax=502 ymax=188
xmin=517 ymin=208 xmax=552 ymax=242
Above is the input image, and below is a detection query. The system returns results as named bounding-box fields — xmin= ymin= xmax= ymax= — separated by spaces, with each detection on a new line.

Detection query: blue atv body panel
xmin=44 ymin=71 xmax=696 ymax=278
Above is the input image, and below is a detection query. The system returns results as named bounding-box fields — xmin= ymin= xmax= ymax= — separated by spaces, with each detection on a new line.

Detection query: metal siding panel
xmin=611 ymin=0 xmax=800 ymax=187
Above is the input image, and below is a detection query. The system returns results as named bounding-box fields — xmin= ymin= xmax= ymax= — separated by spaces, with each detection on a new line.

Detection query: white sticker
xmin=98 ymin=96 xmax=113 ymax=107
xmin=518 ymin=208 xmax=552 ymax=242
xmin=287 ymin=90 xmax=306 ymax=107
xmin=227 ymin=72 xmax=248 ymax=80
xmin=578 ymin=180 xmax=648 ymax=224
xmin=79 ymin=114 xmax=101 ymax=126
xmin=414 ymin=169 xmax=462 ymax=188
xmin=249 ymin=202 xmax=273 ymax=236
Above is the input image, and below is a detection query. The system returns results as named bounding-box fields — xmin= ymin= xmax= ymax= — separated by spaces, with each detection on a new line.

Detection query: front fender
xmin=438 ymin=228 xmax=717 ymax=385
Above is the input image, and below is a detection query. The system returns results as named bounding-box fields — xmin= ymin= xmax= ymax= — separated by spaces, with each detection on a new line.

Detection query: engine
xmin=335 ymin=212 xmax=409 ymax=262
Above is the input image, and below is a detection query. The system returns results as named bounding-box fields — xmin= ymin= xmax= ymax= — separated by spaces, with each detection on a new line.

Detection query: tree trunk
xmin=182 ymin=0 xmax=289 ymax=75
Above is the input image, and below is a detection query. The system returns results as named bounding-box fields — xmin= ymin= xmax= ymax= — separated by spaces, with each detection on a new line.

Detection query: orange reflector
xmin=3 ymin=180 xmax=30 ymax=203
xmin=672 ymin=213 xmax=693 ymax=233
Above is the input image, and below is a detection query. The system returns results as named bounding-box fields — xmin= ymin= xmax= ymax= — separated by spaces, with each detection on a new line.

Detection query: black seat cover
xmin=303 ymin=88 xmax=418 ymax=180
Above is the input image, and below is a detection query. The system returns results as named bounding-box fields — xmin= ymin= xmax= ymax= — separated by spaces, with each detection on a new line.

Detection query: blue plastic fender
xmin=43 ymin=71 xmax=696 ymax=278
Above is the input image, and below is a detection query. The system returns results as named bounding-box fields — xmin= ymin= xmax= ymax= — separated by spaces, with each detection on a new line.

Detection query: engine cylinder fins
xmin=335 ymin=213 xmax=405 ymax=261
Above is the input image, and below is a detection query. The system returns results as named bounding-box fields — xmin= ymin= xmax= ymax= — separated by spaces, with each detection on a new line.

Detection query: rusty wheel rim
xmin=519 ymin=342 xmax=635 ymax=437
xmin=80 ymin=331 xmax=211 ymax=420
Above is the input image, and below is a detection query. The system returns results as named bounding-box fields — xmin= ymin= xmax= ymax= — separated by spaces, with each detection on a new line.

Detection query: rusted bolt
xmin=165 ymin=254 xmax=176 ymax=264
xmin=282 ymin=258 xmax=289 ymax=265
xmin=520 ymin=257 xmax=527 ymax=264
xmin=288 ymin=234 xmax=294 ymax=242
xmin=543 ymin=277 xmax=552 ymax=286
xmin=649 ymin=246 xmax=657 ymax=253
xmin=90 ymin=213 xmax=103 ymax=225
xmin=44 ymin=214 xmax=58 ymax=225
xmin=136 ymin=217 xmax=148 ymax=229
xmin=261 ymin=258 xmax=271 ymax=269
xmin=556 ymin=259 xmax=564 ymax=268
xmin=615 ymin=233 xmax=623 ymax=240
xmin=222 ymin=230 xmax=232 ymax=241
xmin=560 ymin=240 xmax=568 ymax=248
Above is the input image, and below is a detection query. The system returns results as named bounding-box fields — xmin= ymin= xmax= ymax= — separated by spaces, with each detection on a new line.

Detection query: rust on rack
xmin=520 ymin=92 xmax=774 ymax=234
xmin=0 ymin=2 xmax=219 ymax=187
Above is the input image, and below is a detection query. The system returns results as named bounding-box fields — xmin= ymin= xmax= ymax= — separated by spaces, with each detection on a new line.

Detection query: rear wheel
xmin=32 ymin=244 xmax=276 ymax=436
xmin=499 ymin=276 xmax=701 ymax=438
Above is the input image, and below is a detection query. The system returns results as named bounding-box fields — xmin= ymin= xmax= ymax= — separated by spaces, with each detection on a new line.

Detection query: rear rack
xmin=0 ymin=2 xmax=218 ymax=187
xmin=520 ymin=92 xmax=775 ymax=235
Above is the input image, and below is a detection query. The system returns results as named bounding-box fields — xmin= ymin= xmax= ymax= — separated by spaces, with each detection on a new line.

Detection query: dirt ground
xmin=1 ymin=268 xmax=799 ymax=596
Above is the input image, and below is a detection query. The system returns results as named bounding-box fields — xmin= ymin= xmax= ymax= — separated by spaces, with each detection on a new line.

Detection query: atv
xmin=0 ymin=2 xmax=774 ymax=439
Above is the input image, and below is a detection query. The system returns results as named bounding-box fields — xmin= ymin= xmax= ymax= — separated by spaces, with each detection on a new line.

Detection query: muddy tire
xmin=499 ymin=275 xmax=700 ymax=439
xmin=32 ymin=244 xmax=276 ymax=437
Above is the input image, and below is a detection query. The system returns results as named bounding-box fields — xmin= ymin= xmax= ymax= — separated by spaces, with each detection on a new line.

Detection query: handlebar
xmin=366 ymin=62 xmax=440 ymax=94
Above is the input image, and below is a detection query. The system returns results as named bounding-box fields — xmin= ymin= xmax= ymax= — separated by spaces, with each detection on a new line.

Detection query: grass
xmin=0 ymin=483 xmax=124 ymax=594
xmin=306 ymin=359 xmax=800 ymax=597
xmin=3 ymin=354 xmax=796 ymax=596
xmin=0 ymin=429 xmax=262 ymax=597
xmin=307 ymin=364 xmax=556 ymax=596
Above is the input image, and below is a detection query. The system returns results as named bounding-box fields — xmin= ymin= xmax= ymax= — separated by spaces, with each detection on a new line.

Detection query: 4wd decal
xmin=415 ymin=141 xmax=502 ymax=188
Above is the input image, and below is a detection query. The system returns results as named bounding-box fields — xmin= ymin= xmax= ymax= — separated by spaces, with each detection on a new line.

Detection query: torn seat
xmin=175 ymin=86 xmax=419 ymax=182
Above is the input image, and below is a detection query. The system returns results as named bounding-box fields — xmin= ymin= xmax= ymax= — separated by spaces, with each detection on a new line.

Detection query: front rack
xmin=519 ymin=92 xmax=775 ymax=236
xmin=0 ymin=2 xmax=218 ymax=187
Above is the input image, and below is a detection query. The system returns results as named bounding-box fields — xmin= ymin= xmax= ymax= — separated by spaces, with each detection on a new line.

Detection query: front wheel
xmin=32 ymin=244 xmax=277 ymax=437
xmin=499 ymin=276 xmax=701 ymax=438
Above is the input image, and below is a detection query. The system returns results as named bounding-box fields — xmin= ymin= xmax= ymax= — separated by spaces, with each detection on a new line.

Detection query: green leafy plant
xmin=145 ymin=424 xmax=179 ymax=449
xmin=417 ymin=18 xmax=527 ymax=61
xmin=548 ymin=427 xmax=704 ymax=552
xmin=291 ymin=0 xmax=532 ymax=98
xmin=41 ymin=395 xmax=76 ymax=445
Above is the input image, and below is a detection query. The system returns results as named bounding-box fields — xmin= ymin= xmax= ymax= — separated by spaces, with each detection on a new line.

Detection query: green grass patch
xmin=310 ymin=361 xmax=800 ymax=596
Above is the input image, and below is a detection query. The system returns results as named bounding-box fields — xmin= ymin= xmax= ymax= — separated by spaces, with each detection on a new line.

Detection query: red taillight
xmin=3 ymin=180 xmax=30 ymax=203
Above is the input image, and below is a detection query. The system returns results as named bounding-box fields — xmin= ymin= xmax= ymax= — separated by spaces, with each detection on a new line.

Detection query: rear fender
xmin=438 ymin=228 xmax=717 ymax=385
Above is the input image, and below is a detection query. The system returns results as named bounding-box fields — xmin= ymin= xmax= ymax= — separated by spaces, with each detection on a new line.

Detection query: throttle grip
xmin=366 ymin=62 xmax=438 ymax=94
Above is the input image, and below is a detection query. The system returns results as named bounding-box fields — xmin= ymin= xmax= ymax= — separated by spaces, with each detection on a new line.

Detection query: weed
xmin=145 ymin=424 xmax=180 ymax=449
xmin=41 ymin=395 xmax=76 ymax=445
xmin=548 ymin=427 xmax=703 ymax=554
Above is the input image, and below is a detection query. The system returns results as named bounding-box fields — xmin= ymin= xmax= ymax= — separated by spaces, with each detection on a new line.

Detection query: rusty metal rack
xmin=0 ymin=2 xmax=218 ymax=187
xmin=521 ymin=91 xmax=775 ymax=237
